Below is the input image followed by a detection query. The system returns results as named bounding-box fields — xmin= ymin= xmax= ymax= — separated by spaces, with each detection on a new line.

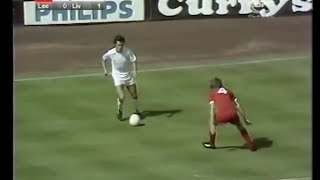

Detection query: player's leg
xmin=209 ymin=118 xmax=217 ymax=147
xmin=115 ymin=85 xmax=125 ymax=120
xmin=203 ymin=115 xmax=217 ymax=149
xmin=126 ymin=83 xmax=140 ymax=114
xmin=234 ymin=120 xmax=256 ymax=151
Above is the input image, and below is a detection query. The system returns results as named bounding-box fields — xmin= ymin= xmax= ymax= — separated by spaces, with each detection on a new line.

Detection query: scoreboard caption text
xmin=36 ymin=1 xmax=109 ymax=10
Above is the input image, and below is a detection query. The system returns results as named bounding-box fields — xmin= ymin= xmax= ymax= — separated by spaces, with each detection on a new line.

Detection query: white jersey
xmin=102 ymin=47 xmax=137 ymax=80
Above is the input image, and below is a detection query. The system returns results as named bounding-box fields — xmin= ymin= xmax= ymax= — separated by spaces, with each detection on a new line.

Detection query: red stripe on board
xmin=35 ymin=0 xmax=53 ymax=3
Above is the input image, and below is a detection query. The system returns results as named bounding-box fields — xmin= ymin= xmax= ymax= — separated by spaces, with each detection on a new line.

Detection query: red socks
xmin=240 ymin=129 xmax=256 ymax=151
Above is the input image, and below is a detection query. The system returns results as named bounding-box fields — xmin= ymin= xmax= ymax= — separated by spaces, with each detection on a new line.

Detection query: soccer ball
xmin=129 ymin=114 xmax=141 ymax=126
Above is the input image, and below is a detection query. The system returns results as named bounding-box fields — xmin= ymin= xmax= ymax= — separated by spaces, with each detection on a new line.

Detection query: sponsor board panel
xmin=148 ymin=0 xmax=312 ymax=20
xmin=24 ymin=0 xmax=145 ymax=25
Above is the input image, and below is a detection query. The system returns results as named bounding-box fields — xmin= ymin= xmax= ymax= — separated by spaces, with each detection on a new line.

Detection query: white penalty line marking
xmin=14 ymin=55 xmax=309 ymax=82
xmin=278 ymin=177 xmax=311 ymax=180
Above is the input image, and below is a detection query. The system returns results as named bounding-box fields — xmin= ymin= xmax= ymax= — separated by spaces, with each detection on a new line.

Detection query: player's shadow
xmin=216 ymin=137 xmax=273 ymax=151
xmin=132 ymin=123 xmax=146 ymax=127
xmin=122 ymin=109 xmax=182 ymax=121
xmin=140 ymin=109 xmax=183 ymax=119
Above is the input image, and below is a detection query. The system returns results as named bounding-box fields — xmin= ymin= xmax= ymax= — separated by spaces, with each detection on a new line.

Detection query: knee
xmin=236 ymin=124 xmax=245 ymax=131
xmin=210 ymin=128 xmax=216 ymax=134
xmin=118 ymin=95 xmax=125 ymax=102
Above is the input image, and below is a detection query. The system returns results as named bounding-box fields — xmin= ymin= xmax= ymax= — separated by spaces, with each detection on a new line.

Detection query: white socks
xmin=117 ymin=98 xmax=123 ymax=111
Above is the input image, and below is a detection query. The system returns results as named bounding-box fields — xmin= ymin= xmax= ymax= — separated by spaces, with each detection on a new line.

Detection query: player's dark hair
xmin=210 ymin=77 xmax=223 ymax=89
xmin=113 ymin=35 xmax=126 ymax=44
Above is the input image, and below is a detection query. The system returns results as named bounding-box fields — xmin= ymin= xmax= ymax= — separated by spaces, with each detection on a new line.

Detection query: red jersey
xmin=208 ymin=87 xmax=238 ymax=115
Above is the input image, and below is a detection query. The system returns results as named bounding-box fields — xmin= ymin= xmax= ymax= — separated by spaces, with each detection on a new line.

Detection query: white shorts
xmin=112 ymin=75 xmax=136 ymax=87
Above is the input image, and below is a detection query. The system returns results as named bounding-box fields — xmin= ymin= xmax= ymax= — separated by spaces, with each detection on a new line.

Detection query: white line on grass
xmin=14 ymin=55 xmax=309 ymax=82
xmin=278 ymin=177 xmax=311 ymax=180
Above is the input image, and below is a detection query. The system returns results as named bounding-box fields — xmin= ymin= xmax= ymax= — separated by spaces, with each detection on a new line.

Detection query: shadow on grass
xmin=122 ymin=109 xmax=183 ymax=121
xmin=140 ymin=109 xmax=183 ymax=119
xmin=216 ymin=137 xmax=273 ymax=151
xmin=132 ymin=123 xmax=146 ymax=127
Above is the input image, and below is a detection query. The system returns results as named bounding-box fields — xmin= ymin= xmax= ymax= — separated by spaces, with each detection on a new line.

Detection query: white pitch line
xmin=14 ymin=55 xmax=309 ymax=82
xmin=278 ymin=177 xmax=311 ymax=180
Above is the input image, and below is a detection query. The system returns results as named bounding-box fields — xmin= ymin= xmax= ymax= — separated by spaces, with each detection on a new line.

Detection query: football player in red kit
xmin=202 ymin=77 xmax=257 ymax=151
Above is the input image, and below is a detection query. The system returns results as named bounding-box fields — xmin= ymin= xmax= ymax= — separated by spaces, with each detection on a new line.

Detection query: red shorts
xmin=214 ymin=111 xmax=240 ymax=125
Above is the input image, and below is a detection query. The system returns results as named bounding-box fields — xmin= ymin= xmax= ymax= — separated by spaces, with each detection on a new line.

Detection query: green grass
xmin=15 ymin=57 xmax=311 ymax=180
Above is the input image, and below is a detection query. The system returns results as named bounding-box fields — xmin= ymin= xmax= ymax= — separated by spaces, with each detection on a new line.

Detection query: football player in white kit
xmin=102 ymin=35 xmax=140 ymax=120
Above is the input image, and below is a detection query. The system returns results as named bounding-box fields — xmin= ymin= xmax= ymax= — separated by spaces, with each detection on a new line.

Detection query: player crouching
xmin=202 ymin=78 xmax=257 ymax=151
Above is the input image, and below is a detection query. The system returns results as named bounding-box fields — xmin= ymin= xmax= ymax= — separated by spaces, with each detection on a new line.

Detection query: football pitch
xmin=15 ymin=55 xmax=312 ymax=180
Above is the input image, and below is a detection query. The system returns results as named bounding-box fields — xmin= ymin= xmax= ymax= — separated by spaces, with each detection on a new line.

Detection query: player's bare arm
xmin=234 ymin=100 xmax=251 ymax=125
xmin=133 ymin=60 xmax=138 ymax=77
xmin=102 ymin=58 xmax=108 ymax=76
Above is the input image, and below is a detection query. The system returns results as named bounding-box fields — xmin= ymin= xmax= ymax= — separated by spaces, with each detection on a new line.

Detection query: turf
xmin=15 ymin=57 xmax=311 ymax=180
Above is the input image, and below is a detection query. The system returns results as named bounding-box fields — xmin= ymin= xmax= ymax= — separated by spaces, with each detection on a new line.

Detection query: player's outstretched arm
xmin=235 ymin=100 xmax=251 ymax=125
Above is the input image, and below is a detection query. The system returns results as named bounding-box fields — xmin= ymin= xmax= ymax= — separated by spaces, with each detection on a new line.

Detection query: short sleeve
xmin=128 ymin=50 xmax=137 ymax=62
xmin=102 ymin=50 xmax=112 ymax=61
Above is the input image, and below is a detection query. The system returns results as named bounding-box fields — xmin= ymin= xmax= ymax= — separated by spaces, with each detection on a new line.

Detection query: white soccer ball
xmin=129 ymin=114 xmax=141 ymax=126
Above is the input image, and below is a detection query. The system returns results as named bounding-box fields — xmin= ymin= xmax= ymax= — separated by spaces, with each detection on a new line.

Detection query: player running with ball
xmin=203 ymin=77 xmax=257 ymax=151
xmin=102 ymin=35 xmax=140 ymax=120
